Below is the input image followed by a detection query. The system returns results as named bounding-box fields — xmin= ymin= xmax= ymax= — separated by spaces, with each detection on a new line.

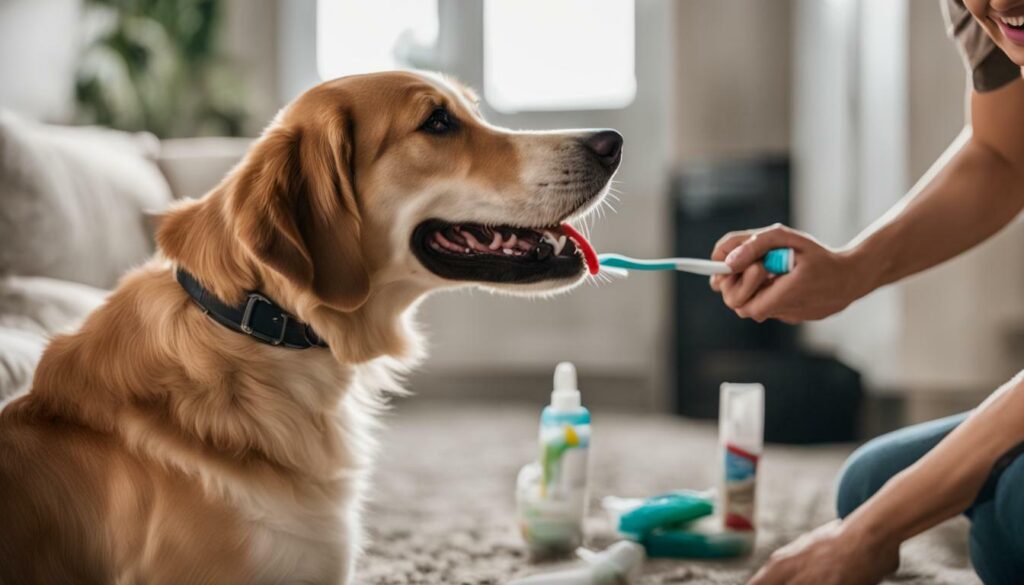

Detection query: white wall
xmin=0 ymin=0 xmax=81 ymax=122
xmin=221 ymin=0 xmax=283 ymax=135
xmin=674 ymin=0 xmax=792 ymax=164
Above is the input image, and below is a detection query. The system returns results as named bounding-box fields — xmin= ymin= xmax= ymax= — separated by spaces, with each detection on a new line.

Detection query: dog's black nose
xmin=582 ymin=130 xmax=623 ymax=169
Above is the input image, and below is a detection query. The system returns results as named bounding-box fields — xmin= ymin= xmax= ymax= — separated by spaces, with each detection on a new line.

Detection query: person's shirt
xmin=943 ymin=0 xmax=1022 ymax=91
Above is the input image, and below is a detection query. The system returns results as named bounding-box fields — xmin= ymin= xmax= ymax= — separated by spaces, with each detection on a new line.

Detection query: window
xmin=484 ymin=0 xmax=636 ymax=113
xmin=317 ymin=0 xmax=439 ymax=80
xmin=316 ymin=0 xmax=636 ymax=113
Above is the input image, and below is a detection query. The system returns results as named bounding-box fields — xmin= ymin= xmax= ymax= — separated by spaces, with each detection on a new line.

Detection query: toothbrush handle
xmin=762 ymin=248 xmax=794 ymax=275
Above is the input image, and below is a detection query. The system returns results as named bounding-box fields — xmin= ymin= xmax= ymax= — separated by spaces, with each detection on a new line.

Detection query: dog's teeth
xmin=503 ymin=248 xmax=514 ymax=255
xmin=553 ymin=235 xmax=567 ymax=255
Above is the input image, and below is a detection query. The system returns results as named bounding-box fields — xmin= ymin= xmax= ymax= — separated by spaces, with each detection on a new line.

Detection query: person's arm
xmin=850 ymin=373 xmax=1024 ymax=543
xmin=711 ymin=79 xmax=1024 ymax=323
xmin=749 ymin=373 xmax=1024 ymax=585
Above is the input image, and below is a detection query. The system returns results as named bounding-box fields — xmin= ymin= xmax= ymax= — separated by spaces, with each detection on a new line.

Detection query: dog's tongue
xmin=560 ymin=223 xmax=599 ymax=275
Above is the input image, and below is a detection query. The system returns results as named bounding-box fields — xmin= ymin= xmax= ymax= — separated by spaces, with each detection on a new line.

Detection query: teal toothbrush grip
xmin=763 ymin=248 xmax=793 ymax=275
xmin=618 ymin=492 xmax=714 ymax=538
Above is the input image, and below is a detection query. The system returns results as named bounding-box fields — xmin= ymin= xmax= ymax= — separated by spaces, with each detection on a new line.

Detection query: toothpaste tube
xmin=719 ymin=383 xmax=764 ymax=536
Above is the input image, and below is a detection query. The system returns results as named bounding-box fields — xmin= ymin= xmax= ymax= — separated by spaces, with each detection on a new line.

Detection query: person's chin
xmin=997 ymin=39 xmax=1024 ymax=66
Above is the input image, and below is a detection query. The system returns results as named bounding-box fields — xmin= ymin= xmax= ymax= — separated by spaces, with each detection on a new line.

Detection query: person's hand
xmin=709 ymin=224 xmax=870 ymax=323
xmin=748 ymin=520 xmax=899 ymax=585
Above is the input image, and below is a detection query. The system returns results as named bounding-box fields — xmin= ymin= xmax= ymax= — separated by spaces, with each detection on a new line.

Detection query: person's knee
xmin=970 ymin=500 xmax=1023 ymax=585
xmin=836 ymin=414 xmax=966 ymax=519
xmin=994 ymin=455 xmax=1024 ymax=553
xmin=836 ymin=438 xmax=901 ymax=518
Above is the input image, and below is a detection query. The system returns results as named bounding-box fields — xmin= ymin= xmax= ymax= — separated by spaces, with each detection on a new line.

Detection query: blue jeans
xmin=836 ymin=413 xmax=1024 ymax=584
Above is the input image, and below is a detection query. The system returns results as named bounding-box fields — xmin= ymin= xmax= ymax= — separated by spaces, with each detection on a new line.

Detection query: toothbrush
xmin=598 ymin=248 xmax=794 ymax=276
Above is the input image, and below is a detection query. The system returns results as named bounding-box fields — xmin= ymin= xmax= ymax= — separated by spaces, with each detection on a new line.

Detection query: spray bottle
xmin=516 ymin=362 xmax=592 ymax=557
xmin=719 ymin=382 xmax=764 ymax=549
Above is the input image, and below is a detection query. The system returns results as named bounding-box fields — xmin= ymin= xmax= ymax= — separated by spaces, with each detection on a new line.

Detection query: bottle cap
xmin=551 ymin=362 xmax=581 ymax=411
xmin=719 ymin=382 xmax=764 ymax=449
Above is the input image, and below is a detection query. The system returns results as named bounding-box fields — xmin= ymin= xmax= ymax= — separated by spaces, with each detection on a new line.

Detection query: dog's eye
xmin=420 ymin=107 xmax=457 ymax=135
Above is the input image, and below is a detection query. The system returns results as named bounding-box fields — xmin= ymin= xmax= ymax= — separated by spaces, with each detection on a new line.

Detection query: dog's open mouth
xmin=411 ymin=219 xmax=598 ymax=284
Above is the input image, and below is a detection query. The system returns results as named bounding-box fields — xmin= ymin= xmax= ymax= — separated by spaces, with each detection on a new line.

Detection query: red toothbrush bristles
xmin=560 ymin=223 xmax=599 ymax=275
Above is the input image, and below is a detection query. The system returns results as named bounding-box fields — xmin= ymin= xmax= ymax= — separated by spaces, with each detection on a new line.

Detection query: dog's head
xmin=164 ymin=72 xmax=621 ymax=314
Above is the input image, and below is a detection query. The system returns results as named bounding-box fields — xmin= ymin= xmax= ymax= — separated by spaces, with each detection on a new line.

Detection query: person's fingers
xmin=709 ymin=274 xmax=723 ymax=292
xmin=748 ymin=561 xmax=788 ymax=585
xmin=747 ymin=567 xmax=768 ymax=585
xmin=716 ymin=273 xmax=742 ymax=299
xmin=737 ymin=277 xmax=791 ymax=322
xmin=711 ymin=229 xmax=755 ymax=261
xmin=776 ymin=314 xmax=803 ymax=325
xmin=724 ymin=224 xmax=809 ymax=272
xmin=722 ymin=264 xmax=768 ymax=309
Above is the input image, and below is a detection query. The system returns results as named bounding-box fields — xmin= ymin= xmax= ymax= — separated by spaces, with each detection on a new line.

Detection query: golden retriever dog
xmin=0 ymin=71 xmax=621 ymax=584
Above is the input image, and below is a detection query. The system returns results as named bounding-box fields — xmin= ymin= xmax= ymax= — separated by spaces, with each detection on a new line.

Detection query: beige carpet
xmin=358 ymin=401 xmax=979 ymax=585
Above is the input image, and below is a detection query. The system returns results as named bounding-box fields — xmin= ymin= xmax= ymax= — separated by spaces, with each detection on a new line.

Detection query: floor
xmin=357 ymin=401 xmax=979 ymax=584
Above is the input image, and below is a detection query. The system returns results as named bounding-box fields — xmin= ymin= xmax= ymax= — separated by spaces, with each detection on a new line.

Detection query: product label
xmin=723 ymin=443 xmax=758 ymax=531
xmin=541 ymin=423 xmax=589 ymax=501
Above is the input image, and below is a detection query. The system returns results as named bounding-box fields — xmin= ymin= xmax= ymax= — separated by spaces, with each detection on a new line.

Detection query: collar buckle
xmin=240 ymin=293 xmax=289 ymax=346
xmin=176 ymin=269 xmax=326 ymax=350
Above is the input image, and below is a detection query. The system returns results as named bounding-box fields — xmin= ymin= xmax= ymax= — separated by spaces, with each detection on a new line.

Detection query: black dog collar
xmin=176 ymin=269 xmax=328 ymax=350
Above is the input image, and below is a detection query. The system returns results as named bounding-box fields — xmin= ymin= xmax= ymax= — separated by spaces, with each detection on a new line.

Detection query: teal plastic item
xmin=540 ymin=408 xmax=591 ymax=427
xmin=597 ymin=248 xmax=793 ymax=276
xmin=642 ymin=526 xmax=752 ymax=559
xmin=617 ymin=492 xmax=713 ymax=538
xmin=762 ymin=247 xmax=794 ymax=275
xmin=598 ymin=255 xmax=679 ymax=272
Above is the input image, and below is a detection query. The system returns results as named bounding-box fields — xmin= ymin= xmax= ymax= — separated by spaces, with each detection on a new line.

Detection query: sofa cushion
xmin=0 ymin=110 xmax=173 ymax=288
xmin=157 ymin=137 xmax=252 ymax=200
xmin=0 ymin=276 xmax=106 ymax=403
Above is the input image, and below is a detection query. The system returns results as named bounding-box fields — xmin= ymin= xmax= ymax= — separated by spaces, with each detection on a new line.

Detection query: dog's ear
xmin=229 ymin=128 xmax=315 ymax=290
xmin=294 ymin=115 xmax=370 ymax=311
xmin=230 ymin=118 xmax=370 ymax=312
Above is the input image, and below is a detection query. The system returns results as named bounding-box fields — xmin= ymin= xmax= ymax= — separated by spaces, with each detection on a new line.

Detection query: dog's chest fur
xmin=118 ymin=341 xmax=393 ymax=584
xmin=232 ymin=363 xmax=387 ymax=584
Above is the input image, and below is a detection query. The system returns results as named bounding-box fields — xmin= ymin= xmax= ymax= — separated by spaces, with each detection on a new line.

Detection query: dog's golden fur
xmin=0 ymin=71 xmax=615 ymax=584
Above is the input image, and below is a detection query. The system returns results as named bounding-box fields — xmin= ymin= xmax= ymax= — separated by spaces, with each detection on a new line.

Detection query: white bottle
xmin=516 ymin=362 xmax=592 ymax=557
xmin=719 ymin=382 xmax=764 ymax=547
xmin=539 ymin=362 xmax=591 ymax=502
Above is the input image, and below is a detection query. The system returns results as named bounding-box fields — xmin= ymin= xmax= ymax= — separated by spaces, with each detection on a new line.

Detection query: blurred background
xmin=2 ymin=0 xmax=1023 ymax=442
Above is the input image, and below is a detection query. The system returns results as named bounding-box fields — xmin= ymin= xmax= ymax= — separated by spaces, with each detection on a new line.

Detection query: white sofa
xmin=0 ymin=111 xmax=250 ymax=400
xmin=0 ymin=0 xmax=253 ymax=400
